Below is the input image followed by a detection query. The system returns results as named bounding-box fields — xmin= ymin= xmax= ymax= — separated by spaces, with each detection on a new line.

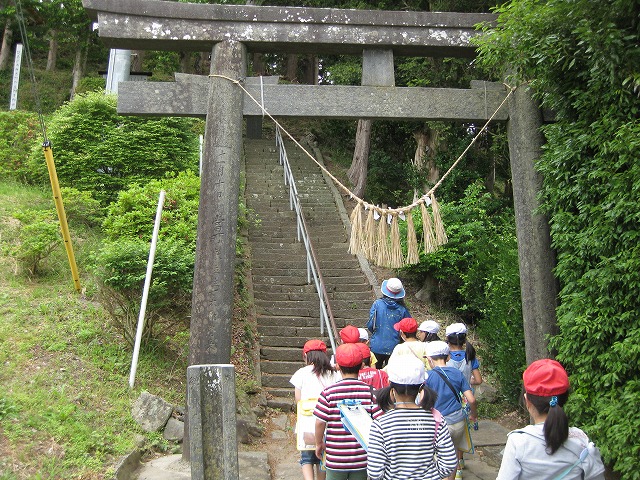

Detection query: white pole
xmin=129 ymin=190 xmax=166 ymax=389
xmin=199 ymin=134 xmax=203 ymax=175
xmin=9 ymin=44 xmax=23 ymax=110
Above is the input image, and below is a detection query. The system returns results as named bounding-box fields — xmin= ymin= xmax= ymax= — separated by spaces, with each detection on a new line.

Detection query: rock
xmin=475 ymin=382 xmax=499 ymax=403
xmin=271 ymin=413 xmax=289 ymax=430
xmin=270 ymin=430 xmax=288 ymax=440
xmin=163 ymin=417 xmax=184 ymax=442
xmin=415 ymin=274 xmax=438 ymax=304
xmin=237 ymin=417 xmax=252 ymax=444
xmin=131 ymin=391 xmax=174 ymax=432
xmin=237 ymin=415 xmax=265 ymax=444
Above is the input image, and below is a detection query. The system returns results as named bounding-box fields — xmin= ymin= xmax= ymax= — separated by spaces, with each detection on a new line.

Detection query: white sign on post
xmin=10 ymin=43 xmax=23 ymax=110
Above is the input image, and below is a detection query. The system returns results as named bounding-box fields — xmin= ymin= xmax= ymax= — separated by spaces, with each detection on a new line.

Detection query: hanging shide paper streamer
xmin=363 ymin=207 xmax=376 ymax=260
xmin=349 ymin=202 xmax=364 ymax=256
xmin=389 ymin=214 xmax=403 ymax=269
xmin=376 ymin=211 xmax=390 ymax=267
xmin=420 ymin=201 xmax=436 ymax=254
xmin=405 ymin=210 xmax=420 ymax=265
xmin=430 ymin=193 xmax=448 ymax=246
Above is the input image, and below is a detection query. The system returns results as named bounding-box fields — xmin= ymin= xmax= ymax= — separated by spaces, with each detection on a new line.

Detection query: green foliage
xmin=0 ymin=110 xmax=41 ymax=182
xmin=476 ymin=0 xmax=640 ymax=476
xmin=24 ymin=92 xmax=200 ymax=205
xmin=9 ymin=209 xmax=61 ymax=276
xmin=73 ymin=75 xmax=107 ymax=95
xmin=59 ymin=187 xmax=105 ymax=227
xmin=92 ymin=172 xmax=200 ymax=344
xmin=102 ymin=171 xmax=201 ymax=249
xmin=403 ymin=182 xmax=524 ymax=397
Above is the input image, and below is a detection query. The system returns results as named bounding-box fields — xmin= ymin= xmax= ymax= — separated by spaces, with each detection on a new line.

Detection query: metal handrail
xmin=274 ymin=127 xmax=339 ymax=353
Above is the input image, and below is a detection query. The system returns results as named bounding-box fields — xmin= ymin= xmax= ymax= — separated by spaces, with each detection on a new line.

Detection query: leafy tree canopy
xmin=476 ymin=1 xmax=640 ymax=476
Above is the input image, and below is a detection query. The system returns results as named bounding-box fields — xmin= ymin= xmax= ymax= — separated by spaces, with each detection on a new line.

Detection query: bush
xmin=92 ymin=239 xmax=194 ymax=346
xmin=9 ymin=209 xmax=61 ymax=276
xmin=25 ymin=91 xmax=201 ymax=205
xmin=403 ymin=181 xmax=524 ymax=398
xmin=476 ymin=0 xmax=640 ymax=475
xmin=0 ymin=110 xmax=41 ymax=182
xmin=59 ymin=187 xmax=105 ymax=228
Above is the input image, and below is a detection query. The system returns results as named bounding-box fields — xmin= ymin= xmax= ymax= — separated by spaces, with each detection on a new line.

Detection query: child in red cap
xmin=497 ymin=359 xmax=605 ymax=480
xmin=314 ymin=343 xmax=383 ymax=480
xmin=387 ymin=317 xmax=430 ymax=370
xmin=356 ymin=342 xmax=389 ymax=390
xmin=290 ymin=340 xmax=341 ymax=480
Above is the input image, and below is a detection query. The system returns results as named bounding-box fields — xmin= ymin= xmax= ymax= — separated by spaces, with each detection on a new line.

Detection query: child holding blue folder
xmin=313 ymin=343 xmax=383 ymax=480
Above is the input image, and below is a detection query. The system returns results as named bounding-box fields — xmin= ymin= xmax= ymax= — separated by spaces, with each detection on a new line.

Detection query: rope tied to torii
xmin=210 ymin=73 xmax=516 ymax=268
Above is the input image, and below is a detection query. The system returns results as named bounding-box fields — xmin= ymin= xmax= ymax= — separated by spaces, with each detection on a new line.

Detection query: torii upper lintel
xmin=82 ymin=0 xmax=496 ymax=57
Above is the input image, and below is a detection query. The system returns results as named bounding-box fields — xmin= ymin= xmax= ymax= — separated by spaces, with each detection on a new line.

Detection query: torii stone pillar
xmin=507 ymin=85 xmax=559 ymax=363
xmin=185 ymin=40 xmax=245 ymax=465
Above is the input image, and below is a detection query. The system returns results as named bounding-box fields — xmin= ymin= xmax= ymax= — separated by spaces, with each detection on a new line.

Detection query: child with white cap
xmin=417 ymin=319 xmax=441 ymax=342
xmin=367 ymin=277 xmax=411 ymax=369
xmin=445 ymin=323 xmax=482 ymax=388
xmin=425 ymin=341 xmax=477 ymax=480
xmin=367 ymin=355 xmax=457 ymax=480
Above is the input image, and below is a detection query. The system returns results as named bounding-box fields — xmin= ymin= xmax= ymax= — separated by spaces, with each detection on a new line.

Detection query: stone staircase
xmin=244 ymin=137 xmax=376 ymax=409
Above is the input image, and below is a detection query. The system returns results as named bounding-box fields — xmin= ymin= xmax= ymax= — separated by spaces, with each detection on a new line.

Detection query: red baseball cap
xmin=355 ymin=342 xmax=370 ymax=359
xmin=523 ymin=359 xmax=570 ymax=396
xmin=339 ymin=325 xmax=360 ymax=344
xmin=394 ymin=317 xmax=418 ymax=334
xmin=303 ymin=339 xmax=327 ymax=355
xmin=335 ymin=343 xmax=364 ymax=368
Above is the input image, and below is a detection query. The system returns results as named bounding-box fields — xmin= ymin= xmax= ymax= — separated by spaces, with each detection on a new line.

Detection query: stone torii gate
xmin=83 ymin=0 xmax=557 ymax=474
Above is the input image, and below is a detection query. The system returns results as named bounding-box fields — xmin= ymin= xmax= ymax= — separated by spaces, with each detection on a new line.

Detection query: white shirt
xmin=289 ymin=365 xmax=341 ymax=400
xmin=497 ymin=424 xmax=605 ymax=480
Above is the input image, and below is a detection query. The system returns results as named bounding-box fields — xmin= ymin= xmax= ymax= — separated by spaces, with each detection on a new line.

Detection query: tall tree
xmin=476 ymin=1 xmax=640 ymax=477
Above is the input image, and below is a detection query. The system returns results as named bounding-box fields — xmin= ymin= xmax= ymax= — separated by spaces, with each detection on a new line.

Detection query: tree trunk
xmin=130 ymin=49 xmax=145 ymax=72
xmin=46 ymin=30 xmax=58 ymax=71
xmin=286 ymin=53 xmax=298 ymax=82
xmin=0 ymin=20 xmax=13 ymax=71
xmin=348 ymin=119 xmax=372 ymax=198
xmin=412 ymin=126 xmax=441 ymax=197
xmin=252 ymin=53 xmax=265 ymax=76
xmin=69 ymin=46 xmax=85 ymax=100
xmin=179 ymin=51 xmax=190 ymax=73
xmin=301 ymin=54 xmax=318 ymax=85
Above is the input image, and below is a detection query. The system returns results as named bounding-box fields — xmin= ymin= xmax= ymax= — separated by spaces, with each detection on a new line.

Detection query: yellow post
xmin=43 ymin=141 xmax=82 ymax=292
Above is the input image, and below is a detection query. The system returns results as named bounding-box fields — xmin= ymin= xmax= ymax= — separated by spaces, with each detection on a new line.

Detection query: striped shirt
xmin=313 ymin=378 xmax=383 ymax=470
xmin=367 ymin=409 xmax=458 ymax=480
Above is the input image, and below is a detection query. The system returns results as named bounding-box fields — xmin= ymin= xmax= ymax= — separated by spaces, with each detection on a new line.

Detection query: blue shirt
xmin=425 ymin=366 xmax=471 ymax=418
xmin=367 ymin=298 xmax=410 ymax=355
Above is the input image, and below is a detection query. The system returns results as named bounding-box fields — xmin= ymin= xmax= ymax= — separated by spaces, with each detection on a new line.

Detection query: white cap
xmin=418 ymin=320 xmax=440 ymax=334
xmin=445 ymin=322 xmax=467 ymax=336
xmin=357 ymin=328 xmax=369 ymax=341
xmin=386 ymin=355 xmax=425 ymax=385
xmin=426 ymin=340 xmax=450 ymax=357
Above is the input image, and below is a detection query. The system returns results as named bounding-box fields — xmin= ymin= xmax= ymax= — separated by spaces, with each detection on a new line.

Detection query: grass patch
xmin=0 ymin=180 xmax=189 ymax=478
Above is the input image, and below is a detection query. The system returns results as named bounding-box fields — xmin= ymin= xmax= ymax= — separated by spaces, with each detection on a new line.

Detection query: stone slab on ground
xmin=472 ymin=419 xmax=510 ymax=446
xmin=132 ymin=452 xmax=270 ymax=480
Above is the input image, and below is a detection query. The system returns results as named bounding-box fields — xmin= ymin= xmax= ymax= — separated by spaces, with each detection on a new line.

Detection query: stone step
xmin=265 ymin=387 xmax=294 ymax=399
xmin=253 ymin=283 xmax=371 ymax=294
xmin=257 ymin=324 xmax=331 ymax=338
xmin=260 ymin=335 xmax=317 ymax=348
xmin=265 ymin=396 xmax=295 ymax=411
xmin=262 ymin=373 xmax=297 ymax=389
xmin=258 ymin=315 xmax=337 ymax=328
xmin=260 ymin=360 xmax=305 ymax=375
xmin=252 ymin=291 xmax=373 ymax=303
xmin=261 ymin=346 xmax=305 ymax=362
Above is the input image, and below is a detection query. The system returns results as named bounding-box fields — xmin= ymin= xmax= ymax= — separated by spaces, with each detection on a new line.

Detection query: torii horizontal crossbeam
xmin=82 ymin=0 xmax=495 ymax=57
xmin=117 ymin=75 xmax=508 ymax=122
